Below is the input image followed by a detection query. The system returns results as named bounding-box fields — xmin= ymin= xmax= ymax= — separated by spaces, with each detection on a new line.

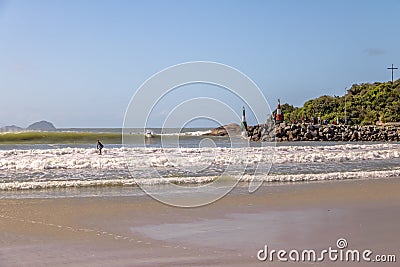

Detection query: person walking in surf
xmin=96 ymin=139 xmax=104 ymax=155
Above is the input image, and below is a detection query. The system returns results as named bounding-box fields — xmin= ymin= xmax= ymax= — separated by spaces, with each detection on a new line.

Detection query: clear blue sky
xmin=0 ymin=0 xmax=399 ymax=127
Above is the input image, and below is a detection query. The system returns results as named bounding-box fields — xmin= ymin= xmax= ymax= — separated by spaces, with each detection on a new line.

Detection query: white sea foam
xmin=0 ymin=143 xmax=399 ymax=171
xmin=154 ymin=130 xmax=212 ymax=136
xmin=183 ymin=130 xmax=212 ymax=136
xmin=273 ymin=143 xmax=400 ymax=164
xmin=1 ymin=143 xmax=400 ymax=191
xmin=1 ymin=168 xmax=400 ymax=190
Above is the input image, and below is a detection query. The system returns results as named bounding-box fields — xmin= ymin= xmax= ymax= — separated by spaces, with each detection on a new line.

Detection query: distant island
xmin=0 ymin=120 xmax=56 ymax=132
xmin=0 ymin=125 xmax=24 ymax=132
xmin=26 ymin=120 xmax=56 ymax=130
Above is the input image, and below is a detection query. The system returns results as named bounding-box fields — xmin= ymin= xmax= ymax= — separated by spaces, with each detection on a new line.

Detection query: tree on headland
xmin=278 ymin=80 xmax=400 ymax=125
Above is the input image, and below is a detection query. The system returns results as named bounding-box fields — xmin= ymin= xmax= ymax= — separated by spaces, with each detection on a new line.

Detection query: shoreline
xmin=1 ymin=177 xmax=399 ymax=266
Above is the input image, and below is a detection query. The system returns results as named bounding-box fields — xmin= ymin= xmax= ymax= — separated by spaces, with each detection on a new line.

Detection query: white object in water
xmin=145 ymin=129 xmax=153 ymax=138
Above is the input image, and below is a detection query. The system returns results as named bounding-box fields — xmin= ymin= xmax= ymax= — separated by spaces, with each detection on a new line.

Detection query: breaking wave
xmin=1 ymin=168 xmax=400 ymax=191
xmin=0 ymin=143 xmax=399 ymax=171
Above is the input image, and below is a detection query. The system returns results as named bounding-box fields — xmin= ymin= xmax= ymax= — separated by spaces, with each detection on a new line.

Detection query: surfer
xmin=96 ymin=139 xmax=104 ymax=155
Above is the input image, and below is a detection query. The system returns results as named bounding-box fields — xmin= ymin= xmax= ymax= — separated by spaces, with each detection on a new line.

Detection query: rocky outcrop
xmin=247 ymin=123 xmax=400 ymax=142
xmin=26 ymin=120 xmax=56 ymax=130
xmin=207 ymin=123 xmax=242 ymax=136
xmin=245 ymin=124 xmax=276 ymax=142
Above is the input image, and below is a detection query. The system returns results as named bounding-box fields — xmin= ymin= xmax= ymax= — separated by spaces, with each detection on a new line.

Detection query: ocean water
xmin=0 ymin=128 xmax=399 ymax=199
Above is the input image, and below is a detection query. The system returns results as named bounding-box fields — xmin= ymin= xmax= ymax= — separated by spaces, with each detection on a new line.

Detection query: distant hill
xmin=0 ymin=125 xmax=24 ymax=132
xmin=277 ymin=80 xmax=400 ymax=125
xmin=26 ymin=120 xmax=56 ymax=130
xmin=0 ymin=120 xmax=57 ymax=132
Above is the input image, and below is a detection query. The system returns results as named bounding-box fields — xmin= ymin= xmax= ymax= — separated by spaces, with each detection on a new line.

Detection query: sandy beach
xmin=1 ymin=178 xmax=399 ymax=266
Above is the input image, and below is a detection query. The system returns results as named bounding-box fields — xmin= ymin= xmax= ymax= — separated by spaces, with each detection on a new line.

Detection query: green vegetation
xmin=280 ymin=80 xmax=400 ymax=125
xmin=0 ymin=132 xmax=122 ymax=144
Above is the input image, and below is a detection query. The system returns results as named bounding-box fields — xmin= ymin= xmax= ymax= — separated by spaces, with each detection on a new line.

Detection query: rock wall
xmin=246 ymin=123 xmax=400 ymax=142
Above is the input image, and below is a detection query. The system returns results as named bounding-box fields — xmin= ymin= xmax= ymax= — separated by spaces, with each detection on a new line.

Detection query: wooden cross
xmin=387 ymin=64 xmax=398 ymax=83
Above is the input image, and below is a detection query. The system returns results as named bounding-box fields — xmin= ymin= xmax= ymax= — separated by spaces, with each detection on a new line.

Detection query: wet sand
xmin=1 ymin=178 xmax=399 ymax=266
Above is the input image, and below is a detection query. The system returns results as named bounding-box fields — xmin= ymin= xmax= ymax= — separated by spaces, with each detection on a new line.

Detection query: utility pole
xmin=387 ymin=64 xmax=398 ymax=83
